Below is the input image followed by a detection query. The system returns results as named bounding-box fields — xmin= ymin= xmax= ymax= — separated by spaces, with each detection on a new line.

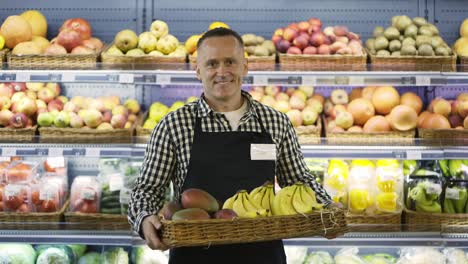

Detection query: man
xmin=129 ymin=27 xmax=338 ymax=264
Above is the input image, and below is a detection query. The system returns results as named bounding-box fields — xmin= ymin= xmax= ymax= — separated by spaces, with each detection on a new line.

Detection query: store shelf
xmin=1 ymin=69 xmax=467 ymax=86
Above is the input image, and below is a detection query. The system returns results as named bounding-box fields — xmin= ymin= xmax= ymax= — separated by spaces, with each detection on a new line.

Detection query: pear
xmin=114 ymin=29 xmax=138 ymax=53
xmin=106 ymin=46 xmax=124 ymax=56
xmin=126 ymin=48 xmax=145 ymax=56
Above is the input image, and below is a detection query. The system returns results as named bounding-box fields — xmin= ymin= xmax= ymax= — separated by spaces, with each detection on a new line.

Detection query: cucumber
xmin=101 ymin=208 xmax=123 ymax=214
xmin=101 ymin=196 xmax=120 ymax=204
xmin=100 ymin=202 xmax=122 ymax=209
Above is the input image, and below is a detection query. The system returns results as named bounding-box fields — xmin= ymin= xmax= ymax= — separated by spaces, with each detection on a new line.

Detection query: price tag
xmin=335 ymin=76 xmax=349 ymax=85
xmin=49 ymin=74 xmax=62 ymax=82
xmin=349 ymin=76 xmax=365 ymax=85
xmin=406 ymin=151 xmax=422 ymax=160
xmin=254 ymin=75 xmax=268 ymax=85
xmin=5 ymin=184 xmax=22 ymax=197
xmin=15 ymin=72 xmax=30 ymax=82
xmin=46 ymin=157 xmax=65 ymax=168
xmin=36 ymin=148 xmax=48 ymax=156
xmin=109 ymin=174 xmax=124 ymax=191
xmin=2 ymin=148 xmax=16 ymax=157
xmin=302 ymin=76 xmax=317 ymax=86
xmin=156 ymin=74 xmax=171 ymax=84
xmin=48 ymin=148 xmax=63 ymax=157
xmin=40 ymin=185 xmax=58 ymax=201
xmin=119 ymin=74 xmax=134 ymax=84
xmin=416 ymin=76 xmax=431 ymax=86
xmin=80 ymin=187 xmax=96 ymax=200
xmin=86 ymin=148 xmax=100 ymax=157
xmin=120 ymin=188 xmax=131 ymax=204
xmin=425 ymin=182 xmax=442 ymax=195
xmin=61 ymin=72 xmax=74 ymax=82
xmin=446 ymin=187 xmax=460 ymax=200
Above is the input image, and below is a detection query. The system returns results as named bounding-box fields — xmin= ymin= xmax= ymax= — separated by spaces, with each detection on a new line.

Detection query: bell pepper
xmin=376 ymin=192 xmax=397 ymax=212
xmin=349 ymin=189 xmax=371 ymax=212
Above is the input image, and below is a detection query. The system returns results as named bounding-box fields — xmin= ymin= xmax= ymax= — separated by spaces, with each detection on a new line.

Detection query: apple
xmin=271 ymin=35 xmax=283 ymax=46
xmin=287 ymin=46 xmax=302 ymax=54
xmin=36 ymin=99 xmax=47 ymax=110
xmin=303 ymin=46 xmax=317 ymax=55
xmin=71 ymin=96 xmax=87 ymax=109
xmin=82 ymin=109 xmax=103 ymax=128
xmin=16 ymin=97 xmax=37 ymax=116
xmin=47 ymin=99 xmax=64 ymax=112
xmin=10 ymin=83 xmax=26 ymax=93
xmin=111 ymin=114 xmax=127 ymax=129
xmin=44 ymin=44 xmax=67 ymax=55
xmin=57 ymin=96 xmax=68 ymax=104
xmin=276 ymin=39 xmax=291 ymax=53
xmin=69 ymin=113 xmax=84 ymax=128
xmin=9 ymin=113 xmax=28 ymax=128
xmin=60 ymin=18 xmax=92 ymax=40
xmin=307 ymin=24 xmax=321 ymax=35
xmin=0 ymin=83 xmax=14 ymax=98
xmin=102 ymin=110 xmax=112 ymax=123
xmin=0 ymin=110 xmax=13 ymax=126
xmin=292 ymin=90 xmax=307 ymax=102
xmin=0 ymin=96 xmax=11 ymax=110
xmin=260 ymin=95 xmax=276 ymax=108
xmin=37 ymin=87 xmax=55 ymax=103
xmin=124 ymin=99 xmax=140 ymax=114
xmin=302 ymin=109 xmax=318 ymax=125
xmin=330 ymin=41 xmax=347 ymax=54
xmin=318 ymin=44 xmax=331 ymax=55
xmin=25 ymin=91 xmax=37 ymax=100
xmin=88 ymin=99 xmax=105 ymax=112
xmin=275 ymin=93 xmax=289 ymax=102
xmin=334 ymin=26 xmax=349 ymax=36
xmin=289 ymin=96 xmax=306 ymax=110
xmin=286 ymin=109 xmax=303 ymax=127
xmin=335 ymin=111 xmax=354 ymax=129
xmin=53 ymin=111 xmax=71 ymax=128
xmin=71 ymin=45 xmax=94 ymax=54
xmin=97 ymin=122 xmax=113 ymax=130
xmin=306 ymin=99 xmax=323 ymax=113
xmin=26 ymin=83 xmax=44 ymax=92
xmin=82 ymin=37 xmax=104 ymax=51
xmin=323 ymin=26 xmax=335 ymax=37
xmin=63 ymin=101 xmax=79 ymax=113
xmin=37 ymin=112 xmax=54 ymax=127
xmin=273 ymin=100 xmax=290 ymax=113
xmin=288 ymin=23 xmax=300 ymax=31
xmin=150 ymin=20 xmax=169 ymax=39
xmin=448 ymin=114 xmax=463 ymax=128
xmin=138 ymin=32 xmax=158 ymax=53
xmin=124 ymin=121 xmax=132 ymax=129
xmin=112 ymin=105 xmax=129 ymax=117
xmin=293 ymin=35 xmax=309 ymax=50
xmin=458 ymin=101 xmax=468 ymax=118
xmin=336 ymin=36 xmax=349 ymax=44
xmin=298 ymin=86 xmax=314 ymax=97
xmin=285 ymin=87 xmax=296 ymax=97
xmin=451 ymin=100 xmax=459 ymax=115
xmin=298 ymin=21 xmax=310 ymax=32
xmin=273 ymin=28 xmax=284 ymax=37
xmin=149 ymin=103 xmax=169 ymax=122
xmin=264 ymin=86 xmax=281 ymax=96
xmin=156 ymin=34 xmax=179 ymax=55
xmin=128 ymin=114 xmax=137 ymax=122
xmin=310 ymin=32 xmax=327 ymax=47
xmin=46 ymin=83 xmax=61 ymax=96
xmin=283 ymin=28 xmax=299 ymax=42
xmin=57 ymin=29 xmax=83 ymax=53
xmin=347 ymin=32 xmax=360 ymax=41
xmin=330 ymin=105 xmax=347 ymax=119
xmin=308 ymin=18 xmax=322 ymax=28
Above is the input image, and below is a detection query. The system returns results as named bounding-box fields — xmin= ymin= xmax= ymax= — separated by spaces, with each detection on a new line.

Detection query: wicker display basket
xmin=38 ymin=126 xmax=133 ymax=144
xmin=346 ymin=212 xmax=401 ymax=232
xmin=7 ymin=52 xmax=99 ymax=69
xmin=369 ymin=53 xmax=456 ymax=72
xmin=0 ymin=48 xmax=8 ymax=62
xmin=189 ymin=54 xmax=276 ymax=71
xmin=0 ymin=126 xmax=37 ymax=143
xmin=101 ymin=44 xmax=186 ymax=70
xmin=403 ymin=208 xmax=468 ymax=232
xmin=64 ymin=212 xmax=131 ymax=230
xmin=294 ymin=116 xmax=322 ymax=145
xmin=459 ymin=55 xmax=468 ymax=72
xmin=160 ymin=208 xmax=348 ymax=248
xmin=418 ymin=128 xmax=468 ymax=145
xmin=278 ymin=51 xmax=367 ymax=71
xmin=0 ymin=200 xmax=68 ymax=230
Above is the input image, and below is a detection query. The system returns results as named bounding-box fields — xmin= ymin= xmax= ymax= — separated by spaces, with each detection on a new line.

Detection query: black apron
xmin=169 ymin=109 xmax=286 ymax=264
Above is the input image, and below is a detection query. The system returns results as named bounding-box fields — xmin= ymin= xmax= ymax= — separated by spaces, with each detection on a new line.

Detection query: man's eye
xmin=226 ymin=60 xmax=233 ymax=65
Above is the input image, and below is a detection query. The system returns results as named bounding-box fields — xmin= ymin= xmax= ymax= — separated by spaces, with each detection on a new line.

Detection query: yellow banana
xmin=269 ymin=186 xmax=275 ymax=211
xmin=279 ymin=185 xmax=298 ymax=215
xmin=222 ymin=194 xmax=236 ymax=209
xmin=272 ymin=188 xmax=286 ymax=215
xmin=233 ymin=191 xmax=251 ymax=218
xmin=292 ymin=184 xmax=313 ymax=214
xmin=242 ymin=192 xmax=260 ymax=212
xmin=250 ymin=187 xmax=266 ymax=209
xmin=249 ymin=185 xmax=264 ymax=200
xmin=302 ymin=184 xmax=324 ymax=210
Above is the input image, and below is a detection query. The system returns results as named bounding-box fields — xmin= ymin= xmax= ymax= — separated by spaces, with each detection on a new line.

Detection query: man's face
xmin=196 ymin=36 xmax=248 ymax=103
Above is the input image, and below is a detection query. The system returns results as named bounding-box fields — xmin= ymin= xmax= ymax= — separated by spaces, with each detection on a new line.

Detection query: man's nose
xmin=216 ymin=63 xmax=229 ymax=75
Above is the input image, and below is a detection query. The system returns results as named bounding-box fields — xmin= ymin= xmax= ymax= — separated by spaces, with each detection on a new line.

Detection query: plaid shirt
xmin=129 ymin=90 xmax=332 ymax=235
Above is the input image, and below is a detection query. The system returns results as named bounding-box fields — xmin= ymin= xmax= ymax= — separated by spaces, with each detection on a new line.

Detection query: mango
xmin=214 ymin=209 xmax=238 ymax=220
xmin=181 ymin=188 xmax=219 ymax=213
xmin=160 ymin=201 xmax=182 ymax=220
xmin=172 ymin=208 xmax=210 ymax=221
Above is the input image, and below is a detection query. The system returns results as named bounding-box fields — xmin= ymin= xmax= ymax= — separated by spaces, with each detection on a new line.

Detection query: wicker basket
xmin=101 ymin=44 xmax=186 ymax=70
xmin=418 ymin=128 xmax=468 ymax=145
xmin=295 ymin=116 xmax=322 ymax=145
xmin=161 ymin=208 xmax=348 ymax=248
xmin=38 ymin=126 xmax=133 ymax=144
xmin=7 ymin=52 xmax=99 ymax=70
xmin=403 ymin=208 xmax=468 ymax=232
xmin=0 ymin=199 xmax=68 ymax=230
xmin=189 ymin=54 xmax=276 ymax=71
xmin=459 ymin=55 xmax=468 ymax=72
xmin=346 ymin=212 xmax=401 ymax=232
xmin=64 ymin=211 xmax=131 ymax=230
xmin=0 ymin=126 xmax=37 ymax=143
xmin=0 ymin=48 xmax=8 ymax=62
xmin=279 ymin=51 xmax=367 ymax=71
xmin=369 ymin=53 xmax=456 ymax=72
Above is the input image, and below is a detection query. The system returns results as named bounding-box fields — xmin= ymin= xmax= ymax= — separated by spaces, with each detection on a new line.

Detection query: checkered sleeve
xmin=128 ymin=118 xmax=176 ymax=237
xmin=276 ymin=119 xmax=332 ymax=206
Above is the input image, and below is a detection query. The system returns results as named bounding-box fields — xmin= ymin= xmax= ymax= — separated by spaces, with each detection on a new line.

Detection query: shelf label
xmin=425 ymin=182 xmax=442 ymax=195
xmin=131 ymin=150 xmax=146 ymax=157
xmin=48 ymin=148 xmax=63 ymax=157
xmin=406 ymin=151 xmax=422 ymax=160
xmin=254 ymin=75 xmax=268 ymax=85
xmin=143 ymin=74 xmax=156 ymax=83
xmin=156 ymin=74 xmax=171 ymax=84
xmin=334 ymin=76 xmax=349 ymax=85
xmin=393 ymin=151 xmax=406 ymax=159
xmin=302 ymin=76 xmax=317 ymax=86
xmin=2 ymin=148 xmax=16 ymax=157
xmin=243 ymin=76 xmax=254 ymax=84
xmin=36 ymin=148 xmax=49 ymax=156
xmin=416 ymin=76 xmax=431 ymax=86
xmin=61 ymin=72 xmax=75 ymax=82
xmin=0 ymin=74 xmax=15 ymax=81
xmin=446 ymin=187 xmax=460 ymax=200
xmin=119 ymin=74 xmax=134 ymax=84
xmin=63 ymin=148 xmax=86 ymax=156
xmin=49 ymin=74 xmax=62 ymax=82
xmin=109 ymin=174 xmax=124 ymax=192
xmin=422 ymin=150 xmax=444 ymax=159
xmin=288 ymin=76 xmax=302 ymax=84
xmin=15 ymin=72 xmax=30 ymax=82
xmin=85 ymin=148 xmax=100 ymax=157
xmin=100 ymin=149 xmax=132 ymax=157
xmin=349 ymin=76 xmax=365 ymax=85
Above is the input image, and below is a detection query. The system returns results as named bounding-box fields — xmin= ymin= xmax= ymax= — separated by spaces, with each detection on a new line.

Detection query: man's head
xmin=196 ymin=28 xmax=248 ymax=109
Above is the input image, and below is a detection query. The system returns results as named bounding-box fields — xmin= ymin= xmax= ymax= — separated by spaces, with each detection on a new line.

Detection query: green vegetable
xmin=363 ymin=253 xmax=397 ymax=264
xmin=35 ymin=245 xmax=75 ymax=263
xmin=407 ymin=181 xmax=442 ymax=213
xmin=449 ymin=160 xmax=467 ymax=179
xmin=131 ymin=245 xmax=169 ymax=264
xmin=78 ymin=252 xmax=101 ymax=264
xmin=444 ymin=197 xmax=456 ymax=214
xmin=439 ymin=160 xmax=450 ymax=177
xmin=0 ymin=244 xmax=36 ymax=264
xmin=68 ymin=245 xmax=87 ymax=259
xmin=36 ymin=247 xmax=72 ymax=264
xmin=303 ymin=251 xmax=334 ymax=264
xmin=103 ymin=248 xmax=129 ymax=264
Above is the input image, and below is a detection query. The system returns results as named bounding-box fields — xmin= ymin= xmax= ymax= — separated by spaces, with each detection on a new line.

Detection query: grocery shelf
xmin=0 ymin=69 xmax=467 ymax=86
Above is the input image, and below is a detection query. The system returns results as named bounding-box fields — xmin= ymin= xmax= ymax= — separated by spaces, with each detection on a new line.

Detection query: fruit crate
xmin=0 ymin=199 xmax=68 ymax=230
xmin=189 ymin=54 xmax=277 ymax=71
xmin=294 ymin=116 xmax=322 ymax=145
xmin=418 ymin=128 xmax=468 ymax=145
xmin=101 ymin=44 xmax=186 ymax=70
xmin=38 ymin=126 xmax=133 ymax=144
xmin=403 ymin=208 xmax=468 ymax=232
xmin=369 ymin=53 xmax=457 ymax=72
xmin=460 ymin=55 xmax=468 ymax=72
xmin=7 ymin=52 xmax=99 ymax=70
xmin=0 ymin=126 xmax=37 ymax=143
xmin=64 ymin=212 xmax=130 ymax=230
xmin=278 ymin=50 xmax=367 ymax=71
xmin=160 ymin=208 xmax=347 ymax=248
xmin=346 ymin=212 xmax=402 ymax=232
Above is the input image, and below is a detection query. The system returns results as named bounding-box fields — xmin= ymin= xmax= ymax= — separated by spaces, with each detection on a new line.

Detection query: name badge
xmin=250 ymin=144 xmax=276 ymax=160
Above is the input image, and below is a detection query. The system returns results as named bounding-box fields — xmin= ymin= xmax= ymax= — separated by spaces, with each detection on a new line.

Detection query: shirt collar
xmin=197 ymin=90 xmax=259 ymax=119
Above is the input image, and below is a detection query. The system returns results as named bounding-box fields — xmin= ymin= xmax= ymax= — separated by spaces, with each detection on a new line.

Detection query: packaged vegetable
xmin=303 ymin=251 xmax=334 ymax=264
xmin=120 ymin=160 xmax=142 ymax=189
xmin=43 ymin=157 xmax=67 ymax=176
xmin=99 ymin=158 xmax=126 ymax=175
xmin=406 ymin=176 xmax=442 ymax=213
xmin=0 ymin=243 xmax=36 ymax=264
xmin=334 ymin=247 xmax=367 ymax=264
xmin=99 ymin=172 xmax=124 ymax=215
xmin=375 ymin=160 xmax=403 ymax=214
xmin=305 ymin=158 xmax=328 ymax=184
xmin=444 ymin=248 xmax=468 ymax=264
xmin=324 ymin=159 xmax=349 ymax=207
xmin=70 ymin=176 xmax=101 ymax=213
xmin=102 ymin=247 xmax=129 ymax=264
xmin=3 ymin=183 xmax=32 ymax=213
xmin=31 ymin=179 xmax=61 ymax=213
xmin=42 ymin=173 xmax=68 ymax=207
xmin=397 ymin=247 xmax=445 ymax=264
xmin=5 ymin=161 xmax=38 ymax=183
xmin=443 ymin=180 xmax=468 ymax=214
xmin=362 ymin=253 xmax=397 ymax=264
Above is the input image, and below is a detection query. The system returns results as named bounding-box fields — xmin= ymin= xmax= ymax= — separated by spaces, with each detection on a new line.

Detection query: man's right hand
xmin=141 ymin=215 xmax=169 ymax=251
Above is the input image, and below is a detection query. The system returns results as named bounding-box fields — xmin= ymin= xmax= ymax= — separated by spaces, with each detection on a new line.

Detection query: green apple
xmin=37 ymin=112 xmax=54 ymax=127
xmin=54 ymin=111 xmax=71 ymax=128
xmin=138 ymin=32 xmax=158 ymax=53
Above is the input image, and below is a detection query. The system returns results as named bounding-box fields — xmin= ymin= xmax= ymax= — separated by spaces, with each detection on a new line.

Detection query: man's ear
xmin=196 ymin=65 xmax=201 ymax=80
xmin=242 ymin=58 xmax=248 ymax=76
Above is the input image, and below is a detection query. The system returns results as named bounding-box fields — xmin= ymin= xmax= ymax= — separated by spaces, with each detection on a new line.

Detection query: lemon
xmin=351 ymin=159 xmax=375 ymax=168
xmin=0 ymin=35 xmax=5 ymax=50
xmin=209 ymin=21 xmax=230 ymax=30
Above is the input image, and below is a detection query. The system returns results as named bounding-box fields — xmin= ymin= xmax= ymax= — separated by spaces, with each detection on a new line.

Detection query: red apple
xmin=57 ymin=29 xmax=83 ymax=53
xmin=0 ymin=83 xmax=14 ymax=98
xmin=283 ymin=28 xmax=299 ymax=42
xmin=71 ymin=45 xmax=94 ymax=55
xmin=303 ymin=46 xmax=317 ymax=55
xmin=310 ymin=32 xmax=327 ymax=47
xmin=272 ymin=35 xmax=283 ymax=45
xmin=9 ymin=113 xmax=28 ymax=128
xmin=10 ymin=83 xmax=26 ymax=93
xmin=47 ymin=99 xmax=64 ymax=112
xmin=82 ymin=37 xmax=104 ymax=51
xmin=308 ymin=18 xmax=322 ymax=28
xmin=60 ymin=18 xmax=92 ymax=40
xmin=307 ymin=24 xmax=321 ymax=35
xmin=273 ymin=28 xmax=284 ymax=37
xmin=298 ymin=21 xmax=310 ymax=32
xmin=293 ymin=36 xmax=309 ymax=50
xmin=347 ymin=32 xmax=360 ymax=40
xmin=287 ymin=46 xmax=302 ymax=55
xmin=286 ymin=109 xmax=303 ymax=127
xmin=276 ymin=39 xmax=291 ymax=53
xmin=318 ymin=44 xmax=331 ymax=55
xmin=334 ymin=26 xmax=349 ymax=37
xmin=288 ymin=23 xmax=300 ymax=31
xmin=44 ymin=44 xmax=67 ymax=55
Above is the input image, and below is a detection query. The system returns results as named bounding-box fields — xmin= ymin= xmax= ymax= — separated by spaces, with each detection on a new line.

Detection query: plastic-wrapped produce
xmin=70 ymin=176 xmax=101 ymax=213
xmin=102 ymin=247 xmax=129 ymax=264
xmin=405 ymin=176 xmax=442 ymax=213
xmin=443 ymin=180 xmax=468 ymax=214
xmin=348 ymin=160 xmax=375 ymax=214
xmin=120 ymin=160 xmax=141 ymax=189
xmin=305 ymin=158 xmax=328 ymax=184
xmin=3 ymin=183 xmax=32 ymax=213
xmin=334 ymin=248 xmax=367 ymax=264
xmin=324 ymin=159 xmax=349 ymax=207
xmin=131 ymin=245 xmax=169 ymax=264
xmin=362 ymin=253 xmax=397 ymax=264
xmin=396 ymin=247 xmax=445 ymax=264
xmin=303 ymin=251 xmax=334 ymax=264
xmin=284 ymin=246 xmax=308 ymax=264
xmin=375 ymin=160 xmax=403 ymax=214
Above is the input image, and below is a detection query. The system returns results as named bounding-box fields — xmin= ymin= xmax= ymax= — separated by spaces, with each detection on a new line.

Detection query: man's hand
xmin=141 ymin=215 xmax=169 ymax=251
xmin=327 ymin=202 xmax=343 ymax=209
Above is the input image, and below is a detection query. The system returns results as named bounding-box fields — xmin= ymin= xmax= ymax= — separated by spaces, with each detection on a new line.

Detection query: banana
xmin=250 ymin=187 xmax=266 ymax=209
xmin=279 ymin=185 xmax=298 ymax=215
xmin=242 ymin=191 xmax=260 ymax=212
xmin=249 ymin=185 xmax=264 ymax=200
xmin=222 ymin=194 xmax=237 ymax=209
xmin=292 ymin=184 xmax=313 ymax=214
xmin=272 ymin=188 xmax=286 ymax=215
xmin=302 ymin=184 xmax=324 ymax=210
xmin=233 ymin=191 xmax=251 ymax=218
xmin=269 ymin=186 xmax=275 ymax=211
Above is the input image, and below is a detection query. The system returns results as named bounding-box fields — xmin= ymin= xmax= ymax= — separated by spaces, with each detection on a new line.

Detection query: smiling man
xmin=129 ymin=28 xmax=338 ymax=264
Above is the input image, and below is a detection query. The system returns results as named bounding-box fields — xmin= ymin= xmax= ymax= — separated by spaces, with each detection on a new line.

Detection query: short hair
xmin=196 ymin=27 xmax=244 ymax=50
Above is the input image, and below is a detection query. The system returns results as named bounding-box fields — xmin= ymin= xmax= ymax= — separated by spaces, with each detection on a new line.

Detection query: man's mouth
xmin=215 ymin=80 xmax=232 ymax=84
